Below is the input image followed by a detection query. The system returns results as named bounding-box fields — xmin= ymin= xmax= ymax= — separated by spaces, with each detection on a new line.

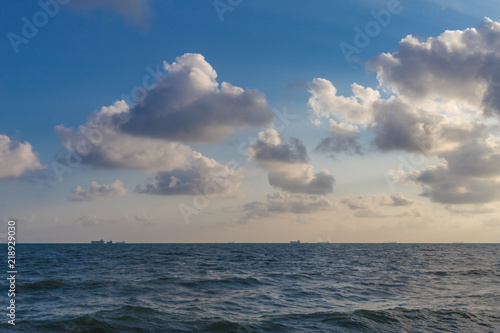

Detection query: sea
xmin=2 ymin=243 xmax=500 ymax=332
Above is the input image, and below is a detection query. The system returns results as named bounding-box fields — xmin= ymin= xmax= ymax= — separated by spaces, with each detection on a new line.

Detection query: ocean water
xmin=2 ymin=243 xmax=500 ymax=332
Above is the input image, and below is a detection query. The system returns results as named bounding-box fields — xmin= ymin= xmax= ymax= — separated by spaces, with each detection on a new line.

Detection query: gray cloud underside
xmin=121 ymin=89 xmax=273 ymax=143
xmin=135 ymin=164 xmax=243 ymax=197
xmin=315 ymin=132 xmax=363 ymax=157
xmin=267 ymin=170 xmax=334 ymax=195
xmin=119 ymin=53 xmax=273 ymax=144
xmin=251 ymin=136 xmax=308 ymax=163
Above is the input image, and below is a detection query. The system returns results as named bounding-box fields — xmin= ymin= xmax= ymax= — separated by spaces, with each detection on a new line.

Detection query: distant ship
xmin=290 ymin=240 xmax=301 ymax=244
xmin=91 ymin=239 xmax=125 ymax=244
xmin=383 ymin=241 xmax=397 ymax=244
xmin=317 ymin=241 xmax=330 ymax=244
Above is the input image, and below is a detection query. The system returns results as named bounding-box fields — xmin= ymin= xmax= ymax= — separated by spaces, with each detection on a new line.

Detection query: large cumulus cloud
xmin=56 ymin=100 xmax=244 ymax=196
xmin=55 ymin=53 xmax=274 ymax=197
xmin=309 ymin=18 xmax=500 ymax=206
xmin=119 ymin=53 xmax=273 ymax=143
xmin=367 ymin=18 xmax=500 ymax=116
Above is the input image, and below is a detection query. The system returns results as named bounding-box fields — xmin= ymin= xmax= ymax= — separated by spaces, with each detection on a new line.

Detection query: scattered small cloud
xmin=381 ymin=193 xmax=415 ymax=207
xmin=249 ymin=129 xmax=335 ymax=195
xmin=341 ymin=194 xmax=420 ymax=219
xmin=69 ymin=180 xmax=127 ymax=202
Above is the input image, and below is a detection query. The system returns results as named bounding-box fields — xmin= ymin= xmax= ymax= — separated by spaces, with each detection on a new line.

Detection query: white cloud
xmin=69 ymin=180 xmax=127 ymax=201
xmin=367 ymin=18 xmax=500 ymax=116
xmin=308 ymin=80 xmax=379 ymax=124
xmin=310 ymin=18 xmax=500 ymax=206
xmin=0 ymin=134 xmax=45 ymax=180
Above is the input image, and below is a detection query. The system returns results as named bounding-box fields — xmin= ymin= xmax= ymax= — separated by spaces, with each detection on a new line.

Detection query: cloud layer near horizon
xmin=238 ymin=192 xmax=336 ymax=223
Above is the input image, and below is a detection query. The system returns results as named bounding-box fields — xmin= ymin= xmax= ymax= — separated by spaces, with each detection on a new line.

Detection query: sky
xmin=2 ymin=0 xmax=500 ymax=243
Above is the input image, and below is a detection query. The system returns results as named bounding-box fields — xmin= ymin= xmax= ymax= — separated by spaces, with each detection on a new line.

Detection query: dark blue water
xmin=2 ymin=243 xmax=500 ymax=332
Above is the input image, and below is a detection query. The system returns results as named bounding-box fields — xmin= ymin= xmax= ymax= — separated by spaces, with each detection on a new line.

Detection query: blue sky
xmin=2 ymin=0 xmax=500 ymax=243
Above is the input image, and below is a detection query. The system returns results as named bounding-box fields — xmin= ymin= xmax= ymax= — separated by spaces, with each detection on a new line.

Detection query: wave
xmin=180 ymin=276 xmax=262 ymax=288
xmin=19 ymin=279 xmax=67 ymax=291
xmin=257 ymin=307 xmax=500 ymax=332
xmin=6 ymin=306 xmax=499 ymax=332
